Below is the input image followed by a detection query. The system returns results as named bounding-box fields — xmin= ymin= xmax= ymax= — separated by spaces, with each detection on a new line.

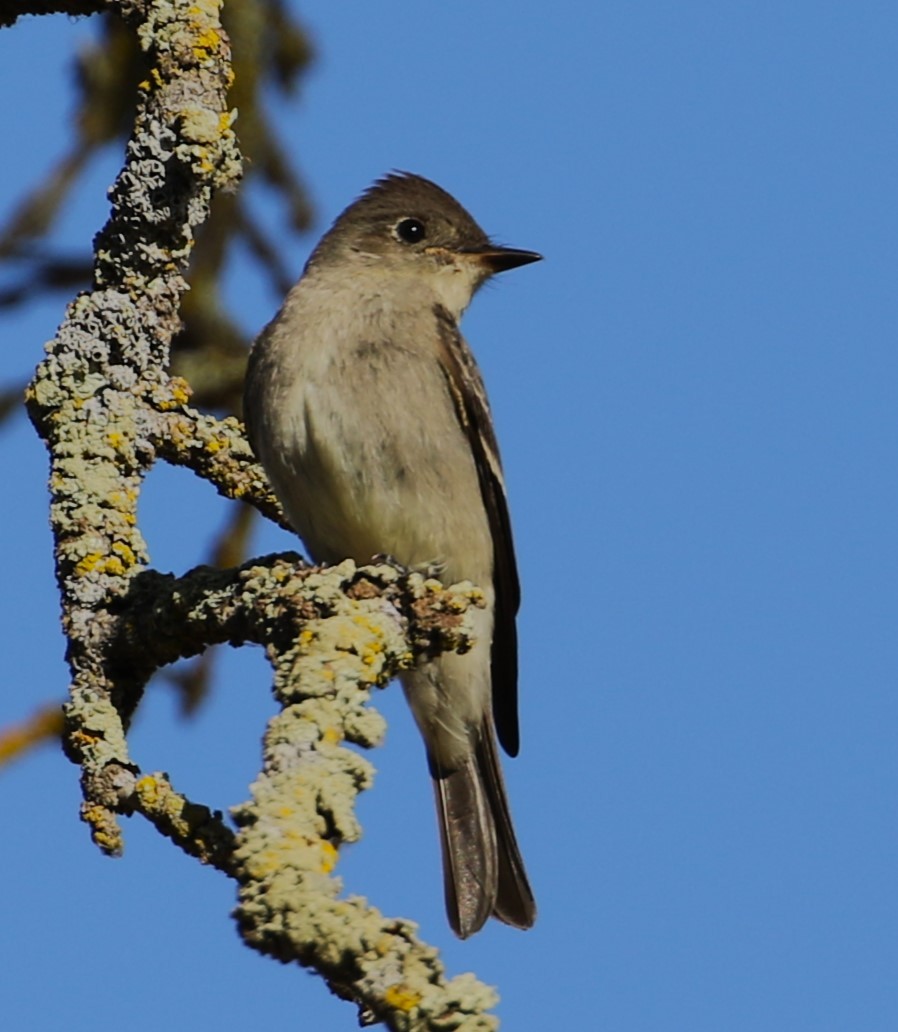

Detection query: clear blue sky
xmin=2 ymin=3 xmax=897 ymax=1029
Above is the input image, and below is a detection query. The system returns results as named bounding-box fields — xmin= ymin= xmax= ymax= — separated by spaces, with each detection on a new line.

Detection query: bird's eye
xmin=394 ymin=218 xmax=426 ymax=244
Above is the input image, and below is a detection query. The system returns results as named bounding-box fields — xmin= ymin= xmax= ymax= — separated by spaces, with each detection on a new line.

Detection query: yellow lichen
xmin=111 ymin=541 xmax=137 ymax=567
xmin=82 ymin=803 xmax=122 ymax=852
xmin=319 ymin=841 xmax=338 ymax=873
xmin=155 ymin=378 xmax=191 ymax=411
xmin=384 ymin=985 xmax=422 ymax=1011
xmin=191 ymin=27 xmax=221 ymax=60
xmin=69 ymin=729 xmax=100 ymax=749
xmin=136 ymin=774 xmax=161 ymax=806
xmin=74 ymin=552 xmax=104 ymax=577
xmin=101 ymin=556 xmax=126 ymax=577
xmin=82 ymin=801 xmax=125 ymax=853
xmin=74 ymin=546 xmax=137 ymax=578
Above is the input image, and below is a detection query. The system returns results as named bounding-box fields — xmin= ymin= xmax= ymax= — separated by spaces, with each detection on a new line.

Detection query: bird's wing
xmin=433 ymin=304 xmax=521 ymax=757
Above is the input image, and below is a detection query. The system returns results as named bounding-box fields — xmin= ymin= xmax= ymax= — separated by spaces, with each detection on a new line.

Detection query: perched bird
xmin=244 ymin=172 xmax=540 ymax=937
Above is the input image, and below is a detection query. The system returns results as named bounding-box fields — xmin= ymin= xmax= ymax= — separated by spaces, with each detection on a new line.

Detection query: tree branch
xmin=149 ymin=388 xmax=289 ymax=526
xmin=100 ymin=550 xmax=495 ymax=1029
xmin=25 ymin=0 xmax=241 ymax=852
xmin=16 ymin=2 xmax=503 ymax=1026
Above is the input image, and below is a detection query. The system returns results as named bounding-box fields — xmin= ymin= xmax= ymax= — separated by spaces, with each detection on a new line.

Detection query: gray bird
xmin=243 ymin=172 xmax=540 ymax=937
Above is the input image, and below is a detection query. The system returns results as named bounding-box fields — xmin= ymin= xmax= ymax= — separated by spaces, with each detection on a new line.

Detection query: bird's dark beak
xmin=465 ymin=246 xmax=543 ymax=273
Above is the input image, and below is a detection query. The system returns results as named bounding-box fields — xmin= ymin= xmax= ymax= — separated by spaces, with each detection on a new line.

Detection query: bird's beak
xmin=463 ymin=246 xmax=543 ymax=273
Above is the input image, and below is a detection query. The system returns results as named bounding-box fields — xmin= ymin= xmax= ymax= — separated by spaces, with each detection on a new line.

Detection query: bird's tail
xmin=432 ymin=722 xmax=536 ymax=938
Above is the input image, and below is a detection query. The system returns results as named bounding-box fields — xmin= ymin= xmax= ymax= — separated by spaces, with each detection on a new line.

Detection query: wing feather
xmin=433 ymin=304 xmax=521 ymax=756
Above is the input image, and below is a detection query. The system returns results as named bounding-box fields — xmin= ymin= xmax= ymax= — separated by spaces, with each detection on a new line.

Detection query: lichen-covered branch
xmin=25 ymin=0 xmax=241 ymax=855
xmin=104 ymin=554 xmax=477 ymax=721
xmin=149 ymin=388 xmax=289 ymax=526
xmin=1 ymin=3 xmax=314 ymax=423
xmin=230 ymin=564 xmax=498 ymax=1032
xmin=12 ymin=2 xmax=503 ymax=1026
xmin=105 ymin=549 xmax=497 ymax=1029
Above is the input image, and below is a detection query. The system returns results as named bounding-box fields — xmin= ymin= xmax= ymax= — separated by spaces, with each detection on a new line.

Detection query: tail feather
xmin=432 ymin=723 xmax=536 ymax=938
xmin=434 ymin=761 xmax=496 ymax=938
xmin=476 ymin=728 xmax=535 ymax=930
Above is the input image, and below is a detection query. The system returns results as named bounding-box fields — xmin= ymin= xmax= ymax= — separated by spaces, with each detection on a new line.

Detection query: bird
xmin=243 ymin=172 xmax=540 ymax=937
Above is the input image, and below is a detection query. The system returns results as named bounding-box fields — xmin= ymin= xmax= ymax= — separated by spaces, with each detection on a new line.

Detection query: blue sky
xmin=2 ymin=3 xmax=897 ymax=1029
